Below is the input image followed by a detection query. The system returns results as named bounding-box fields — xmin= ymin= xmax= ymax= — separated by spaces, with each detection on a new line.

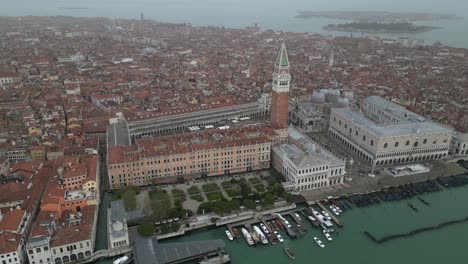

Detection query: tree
xmin=160 ymin=224 xmax=170 ymax=234
xmin=240 ymin=181 xmax=252 ymax=198
xmin=271 ymin=182 xmax=284 ymax=196
xmin=262 ymin=193 xmax=275 ymax=207
xmin=123 ymin=189 xmax=137 ymax=211
xmin=137 ymin=222 xmax=155 ymax=237
xmin=282 ymin=192 xmax=294 ymax=204
xmin=170 ymin=222 xmax=181 ymax=232
xmin=150 ymin=200 xmax=170 ymax=221
xmin=243 ymin=199 xmax=256 ymax=210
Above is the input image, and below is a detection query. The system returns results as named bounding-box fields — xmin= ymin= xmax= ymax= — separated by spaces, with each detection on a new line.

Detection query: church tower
xmin=271 ymin=42 xmax=291 ymax=129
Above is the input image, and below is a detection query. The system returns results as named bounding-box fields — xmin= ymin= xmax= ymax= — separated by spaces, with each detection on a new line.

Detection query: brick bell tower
xmin=271 ymin=42 xmax=290 ymax=129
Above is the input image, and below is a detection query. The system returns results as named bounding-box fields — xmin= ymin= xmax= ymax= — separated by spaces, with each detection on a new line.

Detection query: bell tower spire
xmin=271 ymin=42 xmax=291 ymax=128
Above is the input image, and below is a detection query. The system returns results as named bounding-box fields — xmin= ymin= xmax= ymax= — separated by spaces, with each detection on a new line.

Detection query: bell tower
xmin=271 ymin=42 xmax=290 ymax=129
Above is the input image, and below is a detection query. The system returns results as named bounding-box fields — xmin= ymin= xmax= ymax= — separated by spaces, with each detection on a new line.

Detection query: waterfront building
xmin=0 ymin=162 xmax=53 ymax=264
xmin=108 ymin=216 xmax=130 ymax=249
xmin=272 ymin=127 xmax=345 ymax=192
xmin=107 ymin=126 xmax=273 ymax=189
xmin=26 ymin=157 xmax=99 ymax=264
xmin=271 ymin=42 xmax=290 ymax=129
xmin=329 ymin=96 xmax=453 ymax=166
xmin=289 ymin=89 xmax=352 ymax=133
xmin=450 ymin=132 xmax=468 ymax=155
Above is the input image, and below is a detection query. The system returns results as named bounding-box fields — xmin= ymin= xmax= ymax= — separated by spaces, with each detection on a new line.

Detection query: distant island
xmin=57 ymin=6 xmax=89 ymax=10
xmin=295 ymin=11 xmax=463 ymax=22
xmin=324 ymin=22 xmax=440 ymax=34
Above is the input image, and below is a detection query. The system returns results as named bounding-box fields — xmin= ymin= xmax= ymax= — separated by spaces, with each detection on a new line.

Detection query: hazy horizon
xmin=1 ymin=0 xmax=468 ymax=18
xmin=1 ymin=0 xmax=467 ymax=47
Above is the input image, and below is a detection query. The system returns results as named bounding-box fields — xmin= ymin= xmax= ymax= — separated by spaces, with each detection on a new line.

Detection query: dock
xmin=317 ymin=202 xmax=343 ymax=227
xmin=133 ymin=236 xmax=227 ymax=264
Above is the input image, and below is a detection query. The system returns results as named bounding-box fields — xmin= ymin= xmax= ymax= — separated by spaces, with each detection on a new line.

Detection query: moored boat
xmin=232 ymin=228 xmax=239 ymax=238
xmin=253 ymin=225 xmax=268 ymax=245
xmin=241 ymin=228 xmax=255 ymax=246
xmin=267 ymin=233 xmax=277 ymax=244
xmin=276 ymin=219 xmax=285 ymax=230
xmin=260 ymin=223 xmax=270 ymax=234
xmin=284 ymin=248 xmax=296 ymax=260
xmin=271 ymin=221 xmax=279 ymax=230
xmin=296 ymin=224 xmax=306 ymax=234
xmin=113 ymin=256 xmax=129 ymax=264
xmin=322 ymin=211 xmax=332 ymax=220
xmin=250 ymin=229 xmax=260 ymax=244
xmin=274 ymin=231 xmax=284 ymax=243
xmin=225 ymin=230 xmax=234 ymax=241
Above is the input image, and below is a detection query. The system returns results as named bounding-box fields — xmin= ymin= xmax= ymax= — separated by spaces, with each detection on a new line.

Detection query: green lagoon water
xmin=163 ymin=185 xmax=468 ymax=264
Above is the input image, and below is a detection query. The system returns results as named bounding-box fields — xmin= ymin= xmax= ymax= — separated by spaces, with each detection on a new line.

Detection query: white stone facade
xmin=273 ymin=127 xmax=345 ymax=192
xmin=450 ymin=132 xmax=468 ymax=155
xmin=329 ymin=96 xmax=452 ymax=166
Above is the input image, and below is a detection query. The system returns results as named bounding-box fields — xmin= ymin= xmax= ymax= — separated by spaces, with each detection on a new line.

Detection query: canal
xmin=94 ymin=191 xmax=114 ymax=264
xmin=163 ymin=184 xmax=468 ymax=264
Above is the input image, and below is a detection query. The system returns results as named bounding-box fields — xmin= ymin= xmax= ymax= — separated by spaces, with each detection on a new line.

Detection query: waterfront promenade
xmin=301 ymin=159 xmax=467 ymax=201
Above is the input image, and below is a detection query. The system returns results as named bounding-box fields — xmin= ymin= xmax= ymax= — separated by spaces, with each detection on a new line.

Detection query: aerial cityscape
xmin=0 ymin=1 xmax=467 ymax=264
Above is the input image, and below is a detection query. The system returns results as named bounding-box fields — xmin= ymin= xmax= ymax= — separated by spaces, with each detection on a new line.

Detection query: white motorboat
xmin=283 ymin=220 xmax=292 ymax=229
xmin=335 ymin=205 xmax=343 ymax=213
xmin=331 ymin=207 xmax=340 ymax=216
xmin=314 ymin=237 xmax=325 ymax=248
xmin=225 ymin=230 xmax=234 ymax=241
xmin=293 ymin=213 xmax=302 ymax=221
xmin=254 ymin=226 xmax=268 ymax=245
xmin=274 ymin=231 xmax=284 ymax=243
xmin=312 ymin=210 xmax=322 ymax=218
xmin=260 ymin=223 xmax=269 ymax=234
xmin=322 ymin=211 xmax=332 ymax=220
xmin=308 ymin=215 xmax=316 ymax=222
xmin=323 ymin=230 xmax=332 ymax=241
xmin=242 ymin=228 xmax=254 ymax=246
xmin=113 ymin=256 xmax=129 ymax=264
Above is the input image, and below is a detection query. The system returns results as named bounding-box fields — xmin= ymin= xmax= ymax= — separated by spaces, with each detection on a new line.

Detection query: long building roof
xmin=332 ymin=107 xmax=452 ymax=137
xmin=108 ymin=126 xmax=275 ymax=164
xmin=279 ymin=127 xmax=345 ymax=168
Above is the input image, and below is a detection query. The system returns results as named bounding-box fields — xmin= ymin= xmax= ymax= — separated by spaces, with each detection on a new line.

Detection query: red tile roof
xmin=0 ymin=209 xmax=26 ymax=232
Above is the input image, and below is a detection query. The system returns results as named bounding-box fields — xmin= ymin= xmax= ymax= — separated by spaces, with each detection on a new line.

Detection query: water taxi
xmin=323 ymin=230 xmax=332 ymax=241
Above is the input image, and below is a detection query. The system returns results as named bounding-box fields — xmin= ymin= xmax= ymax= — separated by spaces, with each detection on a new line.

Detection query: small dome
xmin=337 ymin=97 xmax=349 ymax=107
xmin=344 ymin=91 xmax=354 ymax=101
xmin=326 ymin=89 xmax=340 ymax=102
xmin=311 ymin=91 xmax=325 ymax=103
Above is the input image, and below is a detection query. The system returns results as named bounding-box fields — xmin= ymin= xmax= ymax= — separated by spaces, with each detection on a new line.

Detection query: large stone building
xmin=272 ymin=127 xmax=345 ymax=193
xmin=289 ymin=89 xmax=353 ymax=133
xmin=329 ymin=96 xmax=453 ymax=166
xmin=107 ymin=126 xmax=275 ymax=189
xmin=450 ymin=132 xmax=468 ymax=156
xmin=124 ymin=96 xmax=271 ymax=139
